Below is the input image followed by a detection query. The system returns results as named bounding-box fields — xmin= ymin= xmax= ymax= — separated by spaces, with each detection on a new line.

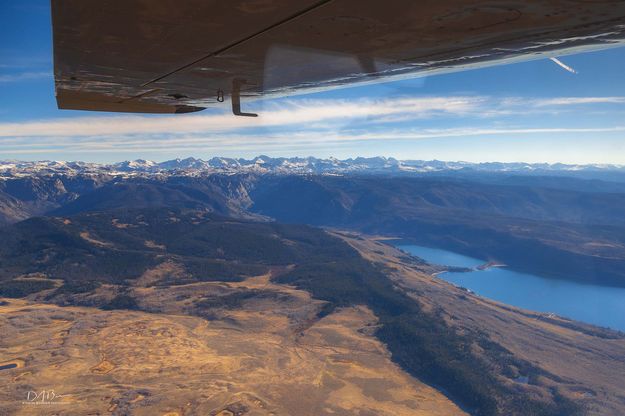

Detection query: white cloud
xmin=3 ymin=126 xmax=625 ymax=155
xmin=1 ymin=95 xmax=624 ymax=158
xmin=0 ymin=71 xmax=51 ymax=83
xmin=532 ymin=97 xmax=625 ymax=106
xmin=2 ymin=95 xmax=622 ymax=141
xmin=0 ymin=96 xmax=482 ymax=138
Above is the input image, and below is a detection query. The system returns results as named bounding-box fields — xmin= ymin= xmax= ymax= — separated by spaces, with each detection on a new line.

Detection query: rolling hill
xmin=2 ymin=207 xmax=617 ymax=415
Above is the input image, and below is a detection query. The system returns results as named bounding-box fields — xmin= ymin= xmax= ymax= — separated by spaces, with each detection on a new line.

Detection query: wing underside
xmin=52 ymin=0 xmax=625 ymax=114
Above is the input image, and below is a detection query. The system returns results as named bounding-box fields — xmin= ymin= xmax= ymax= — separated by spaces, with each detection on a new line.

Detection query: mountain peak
xmin=1 ymin=156 xmax=624 ymax=179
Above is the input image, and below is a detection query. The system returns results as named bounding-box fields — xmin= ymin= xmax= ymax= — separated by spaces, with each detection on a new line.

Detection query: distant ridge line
xmin=1 ymin=156 xmax=624 ymax=178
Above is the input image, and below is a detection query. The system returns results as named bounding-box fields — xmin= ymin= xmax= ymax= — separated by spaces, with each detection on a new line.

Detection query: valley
xmin=2 ymin=164 xmax=625 ymax=289
xmin=1 ymin=158 xmax=625 ymax=415
xmin=0 ymin=208 xmax=624 ymax=414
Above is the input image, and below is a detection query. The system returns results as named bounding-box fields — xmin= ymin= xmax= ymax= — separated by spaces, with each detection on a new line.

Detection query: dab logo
xmin=22 ymin=390 xmax=71 ymax=405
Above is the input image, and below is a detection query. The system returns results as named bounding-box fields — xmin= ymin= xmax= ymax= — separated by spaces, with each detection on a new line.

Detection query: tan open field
xmin=4 ymin=230 xmax=624 ymax=415
xmin=0 ymin=267 xmax=465 ymax=416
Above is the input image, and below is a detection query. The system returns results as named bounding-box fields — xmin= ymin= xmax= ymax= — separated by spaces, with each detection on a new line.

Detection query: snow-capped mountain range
xmin=1 ymin=156 xmax=623 ymax=178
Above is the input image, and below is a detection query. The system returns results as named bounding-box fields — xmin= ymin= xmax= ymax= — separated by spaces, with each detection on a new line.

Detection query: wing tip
xmin=174 ymin=105 xmax=206 ymax=114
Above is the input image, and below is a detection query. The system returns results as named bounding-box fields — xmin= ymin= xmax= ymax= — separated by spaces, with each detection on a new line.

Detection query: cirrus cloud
xmin=1 ymin=95 xmax=624 ymax=161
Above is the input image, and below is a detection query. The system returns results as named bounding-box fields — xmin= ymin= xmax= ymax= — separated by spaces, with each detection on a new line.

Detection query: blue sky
xmin=1 ymin=1 xmax=625 ymax=164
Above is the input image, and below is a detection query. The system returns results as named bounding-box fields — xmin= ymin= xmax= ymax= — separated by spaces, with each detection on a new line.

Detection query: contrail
xmin=549 ymin=57 xmax=578 ymax=74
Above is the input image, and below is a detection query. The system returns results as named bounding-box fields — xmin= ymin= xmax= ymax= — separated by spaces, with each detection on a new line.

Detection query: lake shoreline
xmin=394 ymin=243 xmax=625 ymax=332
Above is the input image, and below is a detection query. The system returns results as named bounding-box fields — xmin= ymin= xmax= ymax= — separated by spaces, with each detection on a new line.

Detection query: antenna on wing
xmin=232 ymin=79 xmax=258 ymax=117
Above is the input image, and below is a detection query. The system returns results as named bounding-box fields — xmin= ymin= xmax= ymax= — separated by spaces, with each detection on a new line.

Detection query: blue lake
xmin=397 ymin=244 xmax=625 ymax=332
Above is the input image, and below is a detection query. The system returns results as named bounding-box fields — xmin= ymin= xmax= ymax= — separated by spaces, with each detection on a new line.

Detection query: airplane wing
xmin=51 ymin=0 xmax=625 ymax=114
